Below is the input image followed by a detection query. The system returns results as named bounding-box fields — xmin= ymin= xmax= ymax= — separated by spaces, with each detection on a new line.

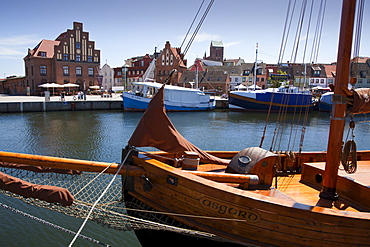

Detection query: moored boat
xmin=318 ymin=91 xmax=333 ymax=112
xmin=123 ymin=81 xmax=215 ymax=111
xmin=228 ymin=86 xmax=314 ymax=112
xmin=1 ymin=1 xmax=370 ymax=247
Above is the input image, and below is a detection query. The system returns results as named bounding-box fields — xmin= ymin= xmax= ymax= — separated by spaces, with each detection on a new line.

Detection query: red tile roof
xmin=31 ymin=39 xmax=60 ymax=58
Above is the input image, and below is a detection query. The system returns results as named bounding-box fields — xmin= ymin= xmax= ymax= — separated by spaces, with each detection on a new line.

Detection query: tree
xmin=268 ymin=70 xmax=287 ymax=88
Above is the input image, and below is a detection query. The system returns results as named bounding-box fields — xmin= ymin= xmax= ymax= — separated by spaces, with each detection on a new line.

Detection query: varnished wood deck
xmin=195 ymin=161 xmax=370 ymax=213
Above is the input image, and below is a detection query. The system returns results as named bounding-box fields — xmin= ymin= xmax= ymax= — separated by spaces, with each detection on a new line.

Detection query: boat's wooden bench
xmin=301 ymin=161 xmax=370 ymax=210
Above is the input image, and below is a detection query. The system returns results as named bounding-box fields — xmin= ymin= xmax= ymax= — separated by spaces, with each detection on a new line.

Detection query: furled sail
xmin=352 ymin=88 xmax=370 ymax=114
xmin=128 ymin=85 xmax=229 ymax=165
xmin=0 ymin=171 xmax=74 ymax=206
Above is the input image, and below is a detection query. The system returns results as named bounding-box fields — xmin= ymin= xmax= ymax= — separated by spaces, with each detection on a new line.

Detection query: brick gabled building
xmin=24 ymin=22 xmax=100 ymax=95
xmin=155 ymin=41 xmax=187 ymax=84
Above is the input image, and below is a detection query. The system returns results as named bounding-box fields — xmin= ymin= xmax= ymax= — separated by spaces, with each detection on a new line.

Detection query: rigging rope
xmin=290 ymin=0 xmax=308 ymax=63
xmin=183 ymin=0 xmax=214 ymax=56
xmin=180 ymin=0 xmax=205 ymax=50
xmin=353 ymin=0 xmax=364 ymax=59
xmin=301 ymin=0 xmax=314 ymax=63
xmin=309 ymin=0 xmax=327 ymax=63
xmin=68 ymin=148 xmax=133 ymax=247
xmin=278 ymin=0 xmax=297 ymax=64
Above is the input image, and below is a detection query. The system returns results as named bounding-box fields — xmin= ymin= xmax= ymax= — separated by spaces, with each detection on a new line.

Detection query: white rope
xmin=68 ymin=148 xmax=133 ymax=247
xmin=74 ymin=163 xmax=113 ymax=197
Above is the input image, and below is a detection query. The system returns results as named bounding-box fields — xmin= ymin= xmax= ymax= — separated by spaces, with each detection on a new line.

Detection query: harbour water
xmin=1 ymin=109 xmax=370 ymax=246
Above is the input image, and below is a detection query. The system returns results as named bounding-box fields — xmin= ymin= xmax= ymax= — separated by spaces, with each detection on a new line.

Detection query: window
xmin=76 ymin=42 xmax=81 ymax=49
xmin=217 ymin=77 xmax=221 ymax=81
xmin=76 ymin=55 xmax=81 ymax=62
xmin=88 ymin=56 xmax=92 ymax=63
xmin=207 ymin=77 xmax=211 ymax=81
xmin=235 ymin=78 xmax=239 ymax=82
xmin=63 ymin=54 xmax=68 ymax=61
xmin=88 ymin=68 xmax=94 ymax=76
xmin=40 ymin=65 xmax=46 ymax=75
xmin=63 ymin=66 xmax=69 ymax=76
xmin=38 ymin=51 xmax=46 ymax=57
xmin=243 ymin=70 xmax=250 ymax=76
xmin=76 ymin=67 xmax=82 ymax=76
xmin=360 ymin=71 xmax=367 ymax=78
xmin=314 ymin=70 xmax=320 ymax=76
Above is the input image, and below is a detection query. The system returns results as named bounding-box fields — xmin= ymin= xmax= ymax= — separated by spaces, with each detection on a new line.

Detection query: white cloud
xmin=0 ymin=35 xmax=39 ymax=58
xmin=0 ymin=46 xmax=25 ymax=56
xmin=194 ymin=32 xmax=222 ymax=42
xmin=177 ymin=32 xmax=222 ymax=44
xmin=0 ymin=35 xmax=39 ymax=46
xmin=223 ymin=41 xmax=242 ymax=47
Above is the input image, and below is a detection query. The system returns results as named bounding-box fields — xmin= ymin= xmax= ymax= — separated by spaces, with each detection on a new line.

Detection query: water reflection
xmin=1 ymin=110 xmax=370 ymax=246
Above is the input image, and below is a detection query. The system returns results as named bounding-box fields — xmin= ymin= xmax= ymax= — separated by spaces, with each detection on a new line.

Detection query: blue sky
xmin=1 ymin=0 xmax=369 ymax=77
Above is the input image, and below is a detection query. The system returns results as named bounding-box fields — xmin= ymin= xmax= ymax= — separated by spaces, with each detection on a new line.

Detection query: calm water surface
xmin=1 ymin=109 xmax=370 ymax=246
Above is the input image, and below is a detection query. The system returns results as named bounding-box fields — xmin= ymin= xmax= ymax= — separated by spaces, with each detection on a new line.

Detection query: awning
xmin=38 ymin=83 xmax=64 ymax=88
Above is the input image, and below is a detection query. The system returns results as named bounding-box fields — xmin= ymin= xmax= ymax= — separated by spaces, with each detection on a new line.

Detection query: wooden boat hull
xmin=0 ymin=150 xmax=369 ymax=246
xmin=124 ymin=152 xmax=370 ymax=247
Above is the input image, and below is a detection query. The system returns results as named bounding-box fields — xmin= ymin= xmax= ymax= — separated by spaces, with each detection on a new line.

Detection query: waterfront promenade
xmin=0 ymin=94 xmax=123 ymax=113
xmin=0 ymin=93 xmax=122 ymax=102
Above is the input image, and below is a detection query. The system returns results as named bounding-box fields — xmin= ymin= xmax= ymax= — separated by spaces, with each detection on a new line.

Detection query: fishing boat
xmin=228 ymin=42 xmax=314 ymax=113
xmin=1 ymin=0 xmax=370 ymax=246
xmin=228 ymin=86 xmax=314 ymax=112
xmin=123 ymin=80 xmax=215 ymax=111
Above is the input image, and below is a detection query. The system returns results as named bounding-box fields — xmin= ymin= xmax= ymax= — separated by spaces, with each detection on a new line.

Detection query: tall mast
xmin=254 ymin=43 xmax=258 ymax=91
xmin=319 ymin=0 xmax=357 ymax=200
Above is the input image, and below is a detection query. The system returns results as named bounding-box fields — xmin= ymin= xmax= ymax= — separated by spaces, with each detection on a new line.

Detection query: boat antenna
xmin=253 ymin=43 xmax=258 ymax=91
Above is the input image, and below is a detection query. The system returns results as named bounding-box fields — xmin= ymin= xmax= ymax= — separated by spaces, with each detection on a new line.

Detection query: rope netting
xmin=0 ymin=164 xmax=225 ymax=243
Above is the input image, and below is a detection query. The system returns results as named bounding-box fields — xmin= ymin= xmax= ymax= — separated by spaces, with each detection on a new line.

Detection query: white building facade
xmin=101 ymin=64 xmax=114 ymax=91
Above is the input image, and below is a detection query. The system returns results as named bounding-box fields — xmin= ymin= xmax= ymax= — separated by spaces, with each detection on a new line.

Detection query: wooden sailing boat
xmin=1 ymin=0 xmax=370 ymax=246
xmin=119 ymin=0 xmax=370 ymax=246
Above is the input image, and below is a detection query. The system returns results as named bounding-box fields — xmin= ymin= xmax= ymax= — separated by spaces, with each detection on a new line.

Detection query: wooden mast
xmin=319 ymin=0 xmax=357 ymax=200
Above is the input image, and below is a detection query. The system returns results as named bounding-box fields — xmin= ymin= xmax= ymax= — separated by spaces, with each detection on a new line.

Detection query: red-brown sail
xmin=0 ymin=171 xmax=74 ymax=206
xmin=128 ymin=85 xmax=229 ymax=165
